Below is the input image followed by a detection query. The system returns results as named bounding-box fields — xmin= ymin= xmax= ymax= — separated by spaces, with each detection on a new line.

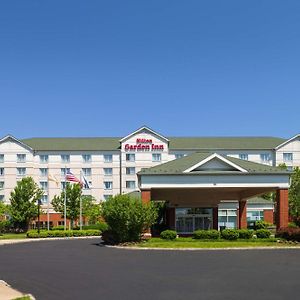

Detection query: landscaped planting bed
xmin=26 ymin=229 xmax=101 ymax=238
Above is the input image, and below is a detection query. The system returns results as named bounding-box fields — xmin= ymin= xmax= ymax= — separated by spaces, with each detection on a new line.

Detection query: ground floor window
xmin=247 ymin=210 xmax=264 ymax=221
xmin=218 ymin=209 xmax=237 ymax=229
xmin=175 ymin=208 xmax=212 ymax=233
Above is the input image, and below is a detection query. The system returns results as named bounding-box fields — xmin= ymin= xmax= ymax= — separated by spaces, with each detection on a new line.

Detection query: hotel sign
xmin=124 ymin=139 xmax=164 ymax=152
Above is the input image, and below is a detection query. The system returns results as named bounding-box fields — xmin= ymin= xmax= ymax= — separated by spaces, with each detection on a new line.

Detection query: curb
xmin=0 ymin=280 xmax=35 ymax=300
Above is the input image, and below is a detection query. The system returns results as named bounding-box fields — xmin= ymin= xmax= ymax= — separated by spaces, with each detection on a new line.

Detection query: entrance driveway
xmin=1 ymin=239 xmax=300 ymax=300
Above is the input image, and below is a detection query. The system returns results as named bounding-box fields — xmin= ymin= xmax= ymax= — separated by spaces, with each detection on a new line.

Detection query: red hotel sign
xmin=124 ymin=139 xmax=164 ymax=152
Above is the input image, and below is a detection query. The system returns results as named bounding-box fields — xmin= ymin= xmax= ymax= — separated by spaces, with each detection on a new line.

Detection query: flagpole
xmin=64 ymin=166 xmax=67 ymax=231
xmin=80 ymin=171 xmax=82 ymax=231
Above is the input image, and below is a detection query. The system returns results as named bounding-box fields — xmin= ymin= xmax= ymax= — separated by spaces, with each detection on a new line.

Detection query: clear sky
xmin=0 ymin=1 xmax=300 ymax=139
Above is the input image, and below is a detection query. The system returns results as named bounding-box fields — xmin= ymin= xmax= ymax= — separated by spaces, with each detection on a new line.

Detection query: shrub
xmin=221 ymin=229 xmax=239 ymax=240
xmin=276 ymin=228 xmax=300 ymax=241
xmin=256 ymin=229 xmax=271 ymax=239
xmin=101 ymin=194 xmax=158 ymax=244
xmin=193 ymin=230 xmax=220 ymax=240
xmin=51 ymin=225 xmax=65 ymax=231
xmin=0 ymin=220 xmax=11 ymax=233
xmin=237 ymin=229 xmax=253 ymax=239
xmin=27 ymin=229 xmax=101 ymax=238
xmin=160 ymin=230 xmax=177 ymax=240
xmin=82 ymin=222 xmax=109 ymax=232
xmin=255 ymin=221 xmax=272 ymax=229
xmin=288 ymin=222 xmax=298 ymax=228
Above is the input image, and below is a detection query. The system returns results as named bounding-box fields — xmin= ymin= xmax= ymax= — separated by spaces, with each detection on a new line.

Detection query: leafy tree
xmin=82 ymin=195 xmax=102 ymax=224
xmin=101 ymin=194 xmax=158 ymax=243
xmin=9 ymin=177 xmax=44 ymax=230
xmin=289 ymin=167 xmax=300 ymax=225
xmin=51 ymin=183 xmax=82 ymax=228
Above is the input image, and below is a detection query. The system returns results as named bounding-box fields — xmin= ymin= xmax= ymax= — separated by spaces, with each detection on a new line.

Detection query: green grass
xmin=0 ymin=233 xmax=27 ymax=240
xmin=135 ymin=237 xmax=297 ymax=248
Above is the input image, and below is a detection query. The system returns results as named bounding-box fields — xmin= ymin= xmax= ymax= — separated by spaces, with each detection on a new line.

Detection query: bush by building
xmin=255 ymin=220 xmax=273 ymax=229
xmin=160 ymin=230 xmax=177 ymax=240
xmin=193 ymin=229 xmax=220 ymax=240
xmin=26 ymin=229 xmax=101 ymax=238
xmin=221 ymin=229 xmax=239 ymax=240
xmin=255 ymin=229 xmax=271 ymax=238
xmin=276 ymin=228 xmax=300 ymax=241
xmin=237 ymin=229 xmax=254 ymax=239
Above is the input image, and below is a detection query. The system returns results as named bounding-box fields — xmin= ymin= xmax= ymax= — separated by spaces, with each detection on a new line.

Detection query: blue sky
xmin=0 ymin=1 xmax=300 ymax=138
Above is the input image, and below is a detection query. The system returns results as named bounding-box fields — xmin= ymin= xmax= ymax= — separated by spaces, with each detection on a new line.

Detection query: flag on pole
xmin=48 ymin=173 xmax=59 ymax=186
xmin=66 ymin=171 xmax=81 ymax=184
xmin=81 ymin=173 xmax=91 ymax=189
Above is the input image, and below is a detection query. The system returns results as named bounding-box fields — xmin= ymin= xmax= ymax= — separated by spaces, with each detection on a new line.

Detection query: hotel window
xmin=0 ymin=154 xmax=4 ymax=163
xmin=283 ymin=153 xmax=293 ymax=162
xmin=40 ymin=168 xmax=48 ymax=177
xmin=61 ymin=182 xmax=67 ymax=190
xmin=40 ymin=155 xmax=49 ymax=163
xmin=126 ymin=167 xmax=135 ymax=175
xmin=104 ymin=154 xmax=113 ymax=163
xmin=82 ymin=168 xmax=92 ymax=177
xmin=260 ymin=153 xmax=271 ymax=162
xmin=40 ymin=181 xmax=48 ymax=191
xmin=0 ymin=181 xmax=4 ymax=189
xmin=175 ymin=154 xmax=184 ymax=159
xmin=126 ymin=181 xmax=136 ymax=189
xmin=0 ymin=168 xmax=4 ymax=176
xmin=61 ymin=168 xmax=70 ymax=176
xmin=287 ymin=166 xmax=293 ymax=171
xmin=17 ymin=154 xmax=26 ymax=163
xmin=126 ymin=154 xmax=135 ymax=162
xmin=218 ymin=209 xmax=237 ymax=229
xmin=41 ymin=195 xmax=48 ymax=204
xmin=82 ymin=154 xmax=92 ymax=163
xmin=104 ymin=168 xmax=113 ymax=176
xmin=0 ymin=195 xmax=4 ymax=202
xmin=104 ymin=181 xmax=113 ymax=190
xmin=152 ymin=153 xmax=161 ymax=162
xmin=239 ymin=154 xmax=248 ymax=160
xmin=17 ymin=168 xmax=26 ymax=176
xmin=61 ymin=155 xmax=70 ymax=163
xmin=247 ymin=210 xmax=264 ymax=221
xmin=103 ymin=195 xmax=110 ymax=201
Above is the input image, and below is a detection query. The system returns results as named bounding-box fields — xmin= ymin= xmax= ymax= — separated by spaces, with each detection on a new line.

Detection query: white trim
xmin=275 ymin=133 xmax=300 ymax=150
xmin=119 ymin=126 xmax=169 ymax=143
xmin=0 ymin=135 xmax=33 ymax=152
xmin=183 ymin=153 xmax=248 ymax=173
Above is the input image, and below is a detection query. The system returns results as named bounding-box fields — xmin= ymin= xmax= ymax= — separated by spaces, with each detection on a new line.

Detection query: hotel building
xmin=0 ymin=126 xmax=298 ymax=231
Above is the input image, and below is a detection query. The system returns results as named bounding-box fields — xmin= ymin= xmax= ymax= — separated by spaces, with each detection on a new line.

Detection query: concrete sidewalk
xmin=0 ymin=280 xmax=34 ymax=300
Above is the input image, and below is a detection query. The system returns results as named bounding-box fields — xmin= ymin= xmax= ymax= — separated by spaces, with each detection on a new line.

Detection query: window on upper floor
xmin=39 ymin=155 xmax=49 ymax=163
xmin=126 ymin=154 xmax=135 ymax=162
xmin=175 ymin=154 xmax=184 ymax=159
xmin=61 ymin=155 xmax=70 ymax=163
xmin=0 ymin=181 xmax=4 ymax=189
xmin=40 ymin=168 xmax=48 ymax=177
xmin=82 ymin=154 xmax=92 ymax=163
xmin=17 ymin=168 xmax=26 ymax=176
xmin=126 ymin=181 xmax=136 ymax=189
xmin=103 ymin=194 xmax=111 ymax=201
xmin=104 ymin=168 xmax=113 ymax=176
xmin=287 ymin=166 xmax=293 ymax=171
xmin=17 ymin=154 xmax=26 ymax=163
xmin=283 ymin=153 xmax=293 ymax=162
xmin=82 ymin=168 xmax=92 ymax=177
xmin=0 ymin=168 xmax=4 ymax=176
xmin=152 ymin=153 xmax=161 ymax=162
xmin=40 ymin=181 xmax=48 ymax=191
xmin=61 ymin=168 xmax=71 ymax=177
xmin=61 ymin=181 xmax=67 ymax=190
xmin=0 ymin=195 xmax=4 ymax=202
xmin=0 ymin=154 xmax=4 ymax=163
xmin=239 ymin=154 xmax=248 ymax=161
xmin=260 ymin=153 xmax=271 ymax=162
xmin=41 ymin=195 xmax=48 ymax=204
xmin=126 ymin=167 xmax=135 ymax=175
xmin=104 ymin=154 xmax=113 ymax=163
xmin=104 ymin=181 xmax=113 ymax=190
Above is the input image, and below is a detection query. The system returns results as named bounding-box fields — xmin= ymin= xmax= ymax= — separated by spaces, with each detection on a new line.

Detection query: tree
xmin=9 ymin=177 xmax=44 ymax=230
xmin=101 ymin=194 xmax=158 ymax=243
xmin=51 ymin=183 xmax=82 ymax=228
xmin=289 ymin=167 xmax=300 ymax=225
xmin=82 ymin=195 xmax=102 ymax=224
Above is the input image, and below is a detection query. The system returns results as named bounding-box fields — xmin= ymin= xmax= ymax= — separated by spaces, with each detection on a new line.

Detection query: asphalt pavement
xmin=1 ymin=238 xmax=300 ymax=300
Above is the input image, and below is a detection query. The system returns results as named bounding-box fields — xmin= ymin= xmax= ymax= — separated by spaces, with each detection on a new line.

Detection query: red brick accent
xmin=166 ymin=207 xmax=176 ymax=230
xmin=141 ymin=190 xmax=151 ymax=204
xmin=213 ymin=207 xmax=218 ymax=230
xmin=263 ymin=209 xmax=274 ymax=224
xmin=238 ymin=200 xmax=247 ymax=229
xmin=276 ymin=189 xmax=289 ymax=230
xmin=36 ymin=213 xmax=71 ymax=227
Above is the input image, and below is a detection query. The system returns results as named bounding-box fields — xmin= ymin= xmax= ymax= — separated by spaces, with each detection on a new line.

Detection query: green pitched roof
xmin=138 ymin=152 xmax=291 ymax=175
xmin=21 ymin=137 xmax=121 ymax=151
xmin=20 ymin=136 xmax=285 ymax=151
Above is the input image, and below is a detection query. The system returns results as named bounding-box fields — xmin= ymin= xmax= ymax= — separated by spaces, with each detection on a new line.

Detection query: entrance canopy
xmin=138 ymin=153 xmax=291 ymax=229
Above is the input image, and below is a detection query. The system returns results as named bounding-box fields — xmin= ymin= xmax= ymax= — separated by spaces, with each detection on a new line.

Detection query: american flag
xmin=65 ymin=171 xmax=81 ymax=184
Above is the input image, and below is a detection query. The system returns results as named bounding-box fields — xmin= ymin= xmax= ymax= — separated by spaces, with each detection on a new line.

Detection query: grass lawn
xmin=0 ymin=233 xmax=27 ymax=240
xmin=135 ymin=237 xmax=298 ymax=248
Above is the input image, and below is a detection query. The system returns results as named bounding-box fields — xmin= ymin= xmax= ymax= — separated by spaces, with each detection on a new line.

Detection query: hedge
xmin=27 ymin=229 xmax=101 ymax=238
xmin=193 ymin=230 xmax=220 ymax=240
xmin=276 ymin=228 xmax=300 ymax=241
xmin=237 ymin=229 xmax=253 ymax=239
xmin=221 ymin=229 xmax=239 ymax=240
xmin=256 ymin=229 xmax=271 ymax=239
xmin=160 ymin=230 xmax=177 ymax=240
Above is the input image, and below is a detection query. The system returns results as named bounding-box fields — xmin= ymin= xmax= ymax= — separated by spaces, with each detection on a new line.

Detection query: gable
xmin=0 ymin=135 xmax=33 ymax=152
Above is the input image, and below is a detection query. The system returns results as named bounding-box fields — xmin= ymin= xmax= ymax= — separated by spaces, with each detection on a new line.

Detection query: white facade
xmin=0 ymin=127 xmax=299 ymax=210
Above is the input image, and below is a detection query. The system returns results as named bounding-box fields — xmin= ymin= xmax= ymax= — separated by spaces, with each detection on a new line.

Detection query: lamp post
xmin=37 ymin=199 xmax=41 ymax=236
